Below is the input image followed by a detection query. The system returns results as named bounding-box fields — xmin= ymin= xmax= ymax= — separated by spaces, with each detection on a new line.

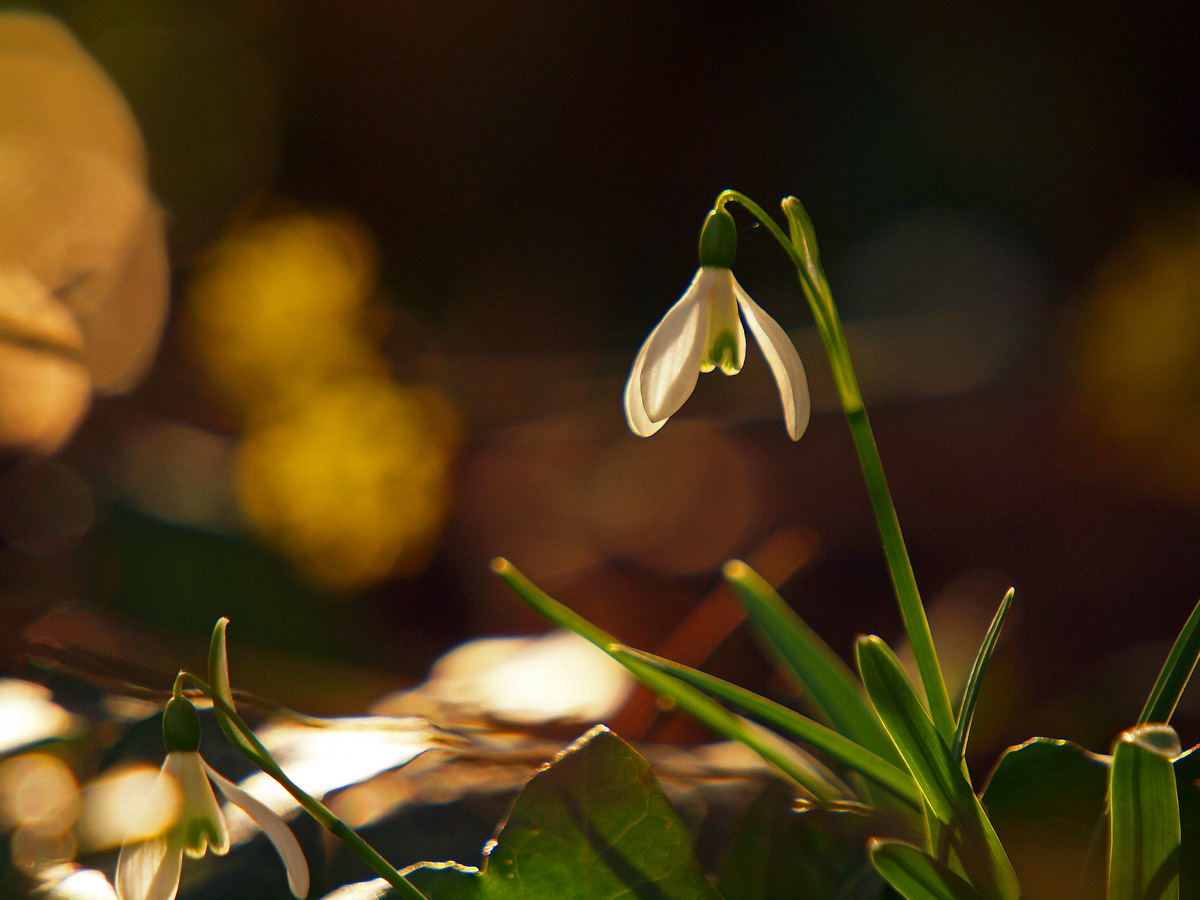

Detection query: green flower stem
xmin=714 ymin=189 xmax=956 ymax=744
xmin=180 ymin=674 xmax=428 ymax=900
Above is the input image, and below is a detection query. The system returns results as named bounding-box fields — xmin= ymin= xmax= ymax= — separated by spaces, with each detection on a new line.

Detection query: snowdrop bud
xmin=162 ymin=695 xmax=201 ymax=753
xmin=698 ymin=207 xmax=737 ymax=269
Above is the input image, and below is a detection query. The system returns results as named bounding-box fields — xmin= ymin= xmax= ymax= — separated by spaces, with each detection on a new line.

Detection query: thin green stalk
xmin=715 ymin=189 xmax=955 ymax=743
xmin=181 ymin=674 xmax=428 ymax=900
xmin=846 ymin=406 xmax=955 ymax=742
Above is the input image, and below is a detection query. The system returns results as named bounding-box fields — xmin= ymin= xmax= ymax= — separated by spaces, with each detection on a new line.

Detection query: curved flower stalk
xmin=624 ymin=207 xmax=810 ymax=440
xmin=116 ymin=693 xmax=309 ymax=900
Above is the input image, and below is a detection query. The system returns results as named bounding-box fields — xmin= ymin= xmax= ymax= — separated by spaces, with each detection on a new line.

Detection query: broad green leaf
xmin=856 ymin=636 xmax=1018 ymax=900
xmin=491 ymin=558 xmax=846 ymax=801
xmin=952 ymin=589 xmax=1013 ymax=766
xmin=610 ymin=645 xmax=921 ymax=810
xmin=718 ymin=782 xmax=895 ymax=900
xmin=980 ymin=738 xmax=1109 ymax=900
xmin=207 ymin=617 xmax=258 ymax=760
xmin=399 ymin=726 xmax=723 ymax=900
xmin=870 ymin=840 xmax=986 ymax=900
xmin=1172 ymin=745 xmax=1200 ymax=900
xmin=1140 ymin=598 xmax=1200 ymax=725
xmin=724 ymin=560 xmax=899 ymax=765
xmin=1109 ymin=724 xmax=1181 ymax=900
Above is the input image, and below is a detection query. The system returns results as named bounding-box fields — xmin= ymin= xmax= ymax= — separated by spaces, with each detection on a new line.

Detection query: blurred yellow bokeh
xmin=188 ymin=210 xmax=460 ymax=589
xmin=238 ymin=380 xmax=459 ymax=588
xmin=1073 ymin=195 xmax=1200 ymax=503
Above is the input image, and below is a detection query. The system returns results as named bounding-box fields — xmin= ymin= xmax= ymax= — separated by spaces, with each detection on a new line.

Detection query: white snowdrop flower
xmin=624 ymin=208 xmax=810 ymax=440
xmin=116 ymin=696 xmax=309 ymax=900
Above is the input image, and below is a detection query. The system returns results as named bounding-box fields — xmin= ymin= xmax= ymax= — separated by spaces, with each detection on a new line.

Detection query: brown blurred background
xmin=2 ymin=0 xmax=1200 ymax=771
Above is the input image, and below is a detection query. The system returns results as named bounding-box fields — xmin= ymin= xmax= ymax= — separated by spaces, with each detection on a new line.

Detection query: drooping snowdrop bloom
xmin=116 ymin=695 xmax=309 ymax=900
xmin=625 ymin=207 xmax=810 ymax=440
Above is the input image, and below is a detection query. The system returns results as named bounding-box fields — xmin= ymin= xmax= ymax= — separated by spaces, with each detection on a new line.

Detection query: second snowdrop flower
xmin=116 ymin=693 xmax=309 ymax=900
xmin=624 ymin=207 xmax=810 ymax=440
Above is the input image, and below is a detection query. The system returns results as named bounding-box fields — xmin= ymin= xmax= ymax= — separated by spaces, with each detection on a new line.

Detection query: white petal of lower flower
xmin=172 ymin=752 xmax=229 ymax=858
xmin=116 ymin=836 xmax=167 ymax=900
xmin=143 ymin=843 xmax=183 ymax=900
xmin=638 ymin=269 xmax=711 ymax=422
xmin=205 ymin=761 xmax=310 ymax=899
xmin=734 ymin=280 xmax=811 ymax=440
xmin=116 ymin=835 xmax=182 ymax=900
xmin=623 ymin=337 xmax=666 ymax=437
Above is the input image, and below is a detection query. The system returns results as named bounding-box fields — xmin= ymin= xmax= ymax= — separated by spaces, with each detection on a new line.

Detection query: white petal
xmin=143 ymin=843 xmax=183 ymax=900
xmin=623 ymin=337 xmax=666 ymax=437
xmin=638 ymin=269 xmax=711 ymax=423
xmin=205 ymin=761 xmax=310 ymax=899
xmin=172 ymin=753 xmax=228 ymax=858
xmin=734 ymin=280 xmax=811 ymax=440
xmin=116 ymin=836 xmax=180 ymax=900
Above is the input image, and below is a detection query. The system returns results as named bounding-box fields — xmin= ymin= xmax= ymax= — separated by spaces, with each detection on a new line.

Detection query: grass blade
xmin=1108 ymin=724 xmax=1181 ymax=900
xmin=952 ymin=588 xmax=1014 ymax=765
xmin=1139 ymin=598 xmax=1200 ymax=725
xmin=870 ymin=839 xmax=987 ymax=900
xmin=724 ymin=560 xmax=899 ymax=764
xmin=609 ymin=644 xmax=921 ymax=808
xmin=490 ymin=558 xmax=847 ymax=801
xmin=856 ymin=636 xmax=1019 ymax=900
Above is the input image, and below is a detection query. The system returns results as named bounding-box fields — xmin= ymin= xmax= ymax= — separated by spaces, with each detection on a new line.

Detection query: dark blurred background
xmin=2 ymin=0 xmax=1200 ymax=787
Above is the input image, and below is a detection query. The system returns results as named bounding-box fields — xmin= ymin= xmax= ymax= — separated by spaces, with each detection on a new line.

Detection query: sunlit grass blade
xmin=490 ymin=558 xmax=847 ymax=801
xmin=207 ymin=617 xmax=260 ymax=761
xmin=856 ymin=636 xmax=1019 ymax=900
xmin=1139 ymin=597 xmax=1200 ymax=725
xmin=952 ymin=588 xmax=1014 ymax=766
xmin=724 ymin=560 xmax=899 ymax=764
xmin=1108 ymin=724 xmax=1182 ymax=900
xmin=609 ymin=644 xmax=921 ymax=809
xmin=870 ymin=839 xmax=987 ymax=900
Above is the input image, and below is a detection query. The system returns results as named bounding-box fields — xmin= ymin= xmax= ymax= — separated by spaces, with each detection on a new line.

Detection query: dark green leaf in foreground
xmin=394 ymin=726 xmax=722 ymax=900
xmin=870 ymin=840 xmax=986 ymax=900
xmin=1171 ymin=745 xmax=1200 ymax=900
xmin=856 ymin=636 xmax=1018 ymax=900
xmin=717 ymin=781 xmax=900 ymax=900
xmin=980 ymin=737 xmax=1109 ymax=900
xmin=1140 ymin=597 xmax=1200 ymax=726
xmin=1109 ymin=724 xmax=1181 ymax=900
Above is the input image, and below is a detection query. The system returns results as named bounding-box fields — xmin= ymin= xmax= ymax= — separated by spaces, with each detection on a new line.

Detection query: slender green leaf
xmin=1109 ymin=724 xmax=1181 ymax=900
xmin=1140 ymin=598 xmax=1200 ymax=725
xmin=610 ymin=645 xmax=921 ymax=809
xmin=491 ymin=558 xmax=845 ymax=801
xmin=207 ymin=617 xmax=259 ymax=760
xmin=870 ymin=840 xmax=987 ymax=900
xmin=952 ymin=589 xmax=1014 ymax=765
xmin=398 ymin=727 xmax=723 ymax=900
xmin=981 ymin=737 xmax=1109 ymax=900
xmin=724 ymin=560 xmax=899 ymax=764
xmin=719 ymin=782 xmax=894 ymax=900
xmin=856 ymin=636 xmax=1019 ymax=900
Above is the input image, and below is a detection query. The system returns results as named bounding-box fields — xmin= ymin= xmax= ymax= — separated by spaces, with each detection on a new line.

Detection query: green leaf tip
xmin=952 ymin=587 xmax=1014 ymax=765
xmin=869 ymin=839 xmax=987 ymax=900
xmin=1139 ymin=596 xmax=1200 ymax=726
xmin=1109 ymin=724 xmax=1181 ymax=900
